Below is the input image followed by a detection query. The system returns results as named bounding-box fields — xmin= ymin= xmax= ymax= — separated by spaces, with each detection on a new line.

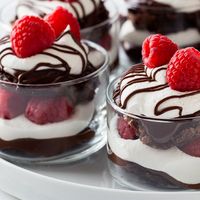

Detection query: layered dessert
xmin=107 ymin=34 xmax=200 ymax=189
xmin=4 ymin=0 xmax=119 ymax=70
xmin=0 ymin=8 xmax=108 ymax=159
xmin=120 ymin=0 xmax=200 ymax=62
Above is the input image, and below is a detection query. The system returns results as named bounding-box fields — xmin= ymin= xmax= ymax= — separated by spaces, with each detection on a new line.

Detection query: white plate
xmin=0 ymin=1 xmax=199 ymax=200
xmin=0 ymin=148 xmax=200 ymax=200
xmin=0 ymin=190 xmax=17 ymax=200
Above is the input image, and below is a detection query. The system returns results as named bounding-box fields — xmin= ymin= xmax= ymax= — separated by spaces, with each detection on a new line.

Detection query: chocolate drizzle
xmin=91 ymin=0 xmax=98 ymax=10
xmin=113 ymin=64 xmax=200 ymax=118
xmin=0 ymin=31 xmax=97 ymax=84
xmin=155 ymin=91 xmax=200 ymax=117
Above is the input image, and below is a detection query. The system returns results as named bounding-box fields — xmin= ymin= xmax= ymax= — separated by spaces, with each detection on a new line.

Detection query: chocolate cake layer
xmin=126 ymin=0 xmax=200 ymax=34
xmin=108 ymin=148 xmax=200 ymax=189
xmin=0 ymin=128 xmax=95 ymax=157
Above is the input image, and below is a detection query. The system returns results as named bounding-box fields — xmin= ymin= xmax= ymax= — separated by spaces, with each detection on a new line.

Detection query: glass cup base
xmin=0 ymin=108 xmax=107 ymax=165
xmin=107 ymin=159 xmax=190 ymax=192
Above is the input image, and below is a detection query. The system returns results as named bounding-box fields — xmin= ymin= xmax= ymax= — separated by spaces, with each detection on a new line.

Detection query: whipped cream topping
xmin=0 ymin=27 xmax=90 ymax=83
xmin=120 ymin=20 xmax=200 ymax=47
xmin=0 ymin=101 xmax=95 ymax=141
xmin=116 ymin=64 xmax=200 ymax=119
xmin=16 ymin=0 xmax=101 ymax=21
xmin=109 ymin=116 xmax=200 ymax=184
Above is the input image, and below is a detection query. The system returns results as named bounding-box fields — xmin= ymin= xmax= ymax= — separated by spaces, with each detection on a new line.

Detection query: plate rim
xmin=0 ymin=158 xmax=200 ymax=198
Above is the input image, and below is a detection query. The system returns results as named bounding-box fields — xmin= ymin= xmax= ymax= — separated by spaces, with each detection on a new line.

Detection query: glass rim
xmin=80 ymin=0 xmax=119 ymax=34
xmin=107 ymin=75 xmax=200 ymax=122
xmin=0 ymin=40 xmax=109 ymax=88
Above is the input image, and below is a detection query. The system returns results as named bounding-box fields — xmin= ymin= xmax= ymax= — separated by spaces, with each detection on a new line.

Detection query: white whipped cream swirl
xmin=119 ymin=65 xmax=200 ymax=119
xmin=0 ymin=26 xmax=88 ymax=79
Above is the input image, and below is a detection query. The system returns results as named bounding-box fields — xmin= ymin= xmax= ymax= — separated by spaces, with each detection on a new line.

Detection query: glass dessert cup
xmin=120 ymin=0 xmax=200 ymax=62
xmin=0 ymin=0 xmax=120 ymax=71
xmin=0 ymin=41 xmax=109 ymax=165
xmin=81 ymin=0 xmax=120 ymax=71
xmin=107 ymin=76 xmax=200 ymax=191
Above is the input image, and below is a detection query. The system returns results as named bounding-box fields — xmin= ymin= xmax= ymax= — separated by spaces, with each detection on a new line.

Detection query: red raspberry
xmin=167 ymin=47 xmax=200 ymax=92
xmin=117 ymin=117 xmax=136 ymax=140
xmin=45 ymin=7 xmax=80 ymax=40
xmin=11 ymin=16 xmax=55 ymax=58
xmin=0 ymin=88 xmax=27 ymax=119
xmin=25 ymin=97 xmax=73 ymax=125
xmin=180 ymin=138 xmax=200 ymax=157
xmin=142 ymin=34 xmax=178 ymax=68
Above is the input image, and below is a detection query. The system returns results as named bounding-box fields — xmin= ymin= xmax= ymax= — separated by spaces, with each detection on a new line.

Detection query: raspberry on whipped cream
xmin=44 ymin=6 xmax=80 ymax=40
xmin=0 ymin=9 xmax=109 ymax=161
xmin=107 ymin=34 xmax=200 ymax=189
xmin=2 ymin=14 xmax=88 ymax=84
xmin=2 ymin=0 xmax=119 ymax=70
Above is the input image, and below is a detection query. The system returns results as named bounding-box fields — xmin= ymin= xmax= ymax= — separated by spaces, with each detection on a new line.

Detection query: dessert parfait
xmin=107 ymin=34 xmax=200 ymax=189
xmin=1 ymin=0 xmax=120 ymax=70
xmin=0 ymin=7 xmax=109 ymax=163
xmin=120 ymin=0 xmax=200 ymax=62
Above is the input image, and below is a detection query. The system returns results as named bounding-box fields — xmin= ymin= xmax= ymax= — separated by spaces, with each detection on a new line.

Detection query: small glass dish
xmin=0 ymin=0 xmax=120 ymax=71
xmin=0 ymin=40 xmax=109 ymax=165
xmin=81 ymin=0 xmax=120 ymax=71
xmin=120 ymin=0 xmax=200 ymax=62
xmin=106 ymin=68 xmax=200 ymax=190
